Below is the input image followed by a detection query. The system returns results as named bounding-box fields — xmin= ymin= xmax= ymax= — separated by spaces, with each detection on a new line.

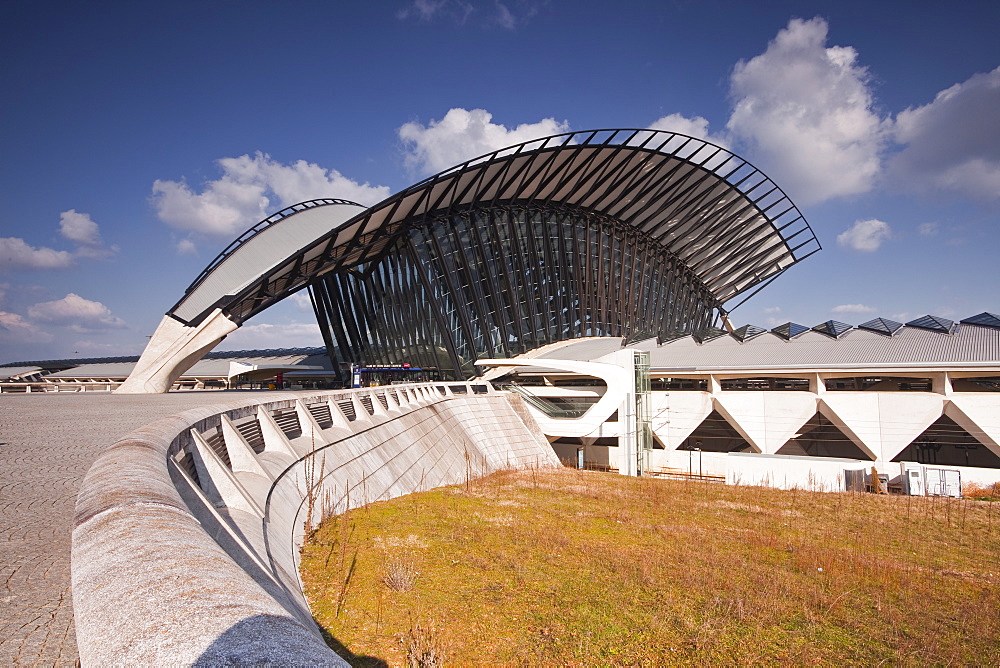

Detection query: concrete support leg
xmin=115 ymin=309 xmax=239 ymax=394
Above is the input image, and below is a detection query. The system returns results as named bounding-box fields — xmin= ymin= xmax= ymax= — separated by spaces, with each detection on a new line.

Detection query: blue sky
xmin=2 ymin=0 xmax=998 ymax=363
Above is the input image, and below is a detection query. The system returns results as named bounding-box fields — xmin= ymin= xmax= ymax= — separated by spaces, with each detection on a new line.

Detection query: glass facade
xmin=310 ymin=205 xmax=718 ymax=380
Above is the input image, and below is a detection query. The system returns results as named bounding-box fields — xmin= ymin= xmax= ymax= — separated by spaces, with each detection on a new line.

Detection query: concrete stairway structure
xmin=71 ymin=383 xmax=556 ymax=665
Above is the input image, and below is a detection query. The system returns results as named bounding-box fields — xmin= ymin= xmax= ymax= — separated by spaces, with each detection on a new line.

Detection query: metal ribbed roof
xmin=532 ymin=317 xmax=1000 ymax=370
xmin=0 ymin=366 xmax=44 ymax=380
xmin=172 ymin=129 xmax=819 ymax=328
xmin=36 ymin=351 xmax=333 ymax=379
xmin=646 ymin=323 xmax=1000 ymax=369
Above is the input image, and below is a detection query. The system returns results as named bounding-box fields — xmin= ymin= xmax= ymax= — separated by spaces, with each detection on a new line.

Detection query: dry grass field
xmin=301 ymin=468 xmax=1000 ymax=666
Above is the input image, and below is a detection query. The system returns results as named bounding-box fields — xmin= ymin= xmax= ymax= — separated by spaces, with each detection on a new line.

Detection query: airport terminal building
xmin=5 ymin=129 xmax=998 ymax=493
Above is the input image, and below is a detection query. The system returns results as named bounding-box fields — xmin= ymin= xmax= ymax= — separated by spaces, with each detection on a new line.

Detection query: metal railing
xmin=499 ymin=383 xmax=598 ymax=419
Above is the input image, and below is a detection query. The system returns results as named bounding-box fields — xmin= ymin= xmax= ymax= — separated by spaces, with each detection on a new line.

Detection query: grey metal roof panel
xmin=0 ymin=366 xmax=44 ymax=380
xmin=48 ymin=363 xmax=136 ymax=377
xmin=42 ymin=350 xmax=336 ymax=379
xmin=171 ymin=202 xmax=365 ymax=324
xmin=536 ymin=337 xmax=625 ymax=361
xmin=645 ymin=323 xmax=1000 ymax=369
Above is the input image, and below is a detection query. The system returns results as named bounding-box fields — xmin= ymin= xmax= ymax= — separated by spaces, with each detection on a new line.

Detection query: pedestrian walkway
xmin=0 ymin=392 xmax=254 ymax=666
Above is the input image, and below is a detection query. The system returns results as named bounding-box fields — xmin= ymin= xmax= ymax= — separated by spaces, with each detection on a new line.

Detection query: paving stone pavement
xmin=0 ymin=391 xmax=262 ymax=667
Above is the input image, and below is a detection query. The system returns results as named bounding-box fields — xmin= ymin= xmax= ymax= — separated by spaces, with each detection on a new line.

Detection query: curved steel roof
xmin=170 ymin=198 xmax=365 ymax=323
xmin=169 ymin=129 xmax=820 ymax=327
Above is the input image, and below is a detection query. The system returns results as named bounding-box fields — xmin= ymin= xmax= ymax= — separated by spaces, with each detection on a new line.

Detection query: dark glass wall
xmin=310 ymin=205 xmax=719 ymax=381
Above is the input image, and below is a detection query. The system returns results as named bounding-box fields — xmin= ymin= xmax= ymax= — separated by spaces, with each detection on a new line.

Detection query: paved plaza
xmin=0 ymin=392 xmax=252 ymax=666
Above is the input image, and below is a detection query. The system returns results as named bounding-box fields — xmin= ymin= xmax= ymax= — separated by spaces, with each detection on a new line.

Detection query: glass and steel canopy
xmin=165 ymin=129 xmax=820 ymax=380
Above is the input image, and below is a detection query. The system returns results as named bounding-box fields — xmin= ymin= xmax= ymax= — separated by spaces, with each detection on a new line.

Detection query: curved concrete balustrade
xmin=72 ymin=383 xmax=556 ymax=665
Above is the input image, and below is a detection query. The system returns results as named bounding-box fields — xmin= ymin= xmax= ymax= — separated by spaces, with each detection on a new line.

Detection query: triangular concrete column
xmin=323 ymin=396 xmax=357 ymax=436
xmin=817 ymin=396 xmax=879 ymax=461
xmin=946 ymin=396 xmax=1000 ymax=457
xmin=256 ymin=405 xmax=299 ymax=458
xmin=872 ymin=393 xmax=944 ymax=460
xmin=295 ymin=399 xmax=331 ymax=447
xmin=711 ymin=396 xmax=763 ymax=453
xmin=650 ymin=391 xmax=712 ymax=449
xmin=368 ymin=392 xmax=390 ymax=419
xmin=382 ymin=389 xmax=403 ymax=415
xmin=219 ymin=414 xmax=272 ymax=480
xmin=714 ymin=392 xmax=817 ymax=454
xmin=350 ymin=394 xmax=373 ymax=425
xmin=189 ymin=429 xmax=265 ymax=517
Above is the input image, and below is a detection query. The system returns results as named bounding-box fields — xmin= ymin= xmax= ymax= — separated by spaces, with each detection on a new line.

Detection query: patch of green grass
xmin=301 ymin=468 xmax=1000 ymax=665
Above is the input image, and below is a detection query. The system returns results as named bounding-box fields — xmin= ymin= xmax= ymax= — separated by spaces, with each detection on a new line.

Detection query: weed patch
xmin=301 ymin=468 xmax=1000 ymax=665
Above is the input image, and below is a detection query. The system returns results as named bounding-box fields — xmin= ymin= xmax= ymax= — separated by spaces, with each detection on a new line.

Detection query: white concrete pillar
xmin=116 ymin=309 xmax=239 ymax=394
xmin=932 ymin=372 xmax=953 ymax=396
xmin=189 ymin=429 xmax=264 ymax=517
xmin=325 ymin=396 xmax=357 ymax=435
xmin=256 ymin=406 xmax=299 ymax=458
xmin=220 ymin=415 xmax=272 ymax=480
xmin=294 ymin=400 xmax=331 ymax=447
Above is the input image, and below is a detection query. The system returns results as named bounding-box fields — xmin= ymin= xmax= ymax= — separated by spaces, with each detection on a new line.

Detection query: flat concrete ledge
xmin=72 ymin=384 xmax=556 ymax=665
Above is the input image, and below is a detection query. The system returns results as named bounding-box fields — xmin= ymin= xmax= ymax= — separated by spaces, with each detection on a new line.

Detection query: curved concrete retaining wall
xmin=72 ymin=383 xmax=557 ymax=665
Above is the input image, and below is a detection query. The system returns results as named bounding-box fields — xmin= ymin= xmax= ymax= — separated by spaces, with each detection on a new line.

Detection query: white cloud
xmin=216 ymin=322 xmax=323 ymax=350
xmin=27 ymin=293 xmax=126 ymax=331
xmin=726 ymin=17 xmax=886 ymax=205
xmin=832 ymin=303 xmax=876 ymax=314
xmin=58 ymin=210 xmax=118 ymax=260
xmin=648 ymin=113 xmax=729 ymax=148
xmin=0 ymin=311 xmax=53 ymax=344
xmin=396 ymin=0 xmax=472 ymax=23
xmin=291 ymin=291 xmax=313 ymax=312
xmin=59 ymin=209 xmax=118 ymax=260
xmin=176 ymin=238 xmax=198 ymax=255
xmin=494 ymin=2 xmax=516 ymax=29
xmin=0 ymin=237 xmax=75 ymax=270
xmin=0 ymin=213 xmax=115 ymax=271
xmin=837 ymin=218 xmax=892 ymax=252
xmin=395 ymin=0 xmax=537 ymax=28
xmin=398 ymin=108 xmax=570 ymax=174
xmin=918 ymin=222 xmax=939 ymax=237
xmin=151 ymin=152 xmax=390 ymax=239
xmin=59 ymin=210 xmax=102 ymax=246
xmin=890 ymin=67 xmax=1000 ymax=203
xmin=763 ymin=306 xmax=781 ymax=314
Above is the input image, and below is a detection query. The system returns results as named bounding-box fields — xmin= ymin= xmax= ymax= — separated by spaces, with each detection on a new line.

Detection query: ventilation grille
xmin=337 ymin=400 xmax=357 ymax=422
xmin=308 ymin=403 xmax=333 ymax=429
xmin=272 ymin=410 xmax=302 ymax=439
xmin=360 ymin=395 xmax=374 ymax=415
xmin=174 ymin=449 xmax=200 ymax=486
xmin=234 ymin=417 xmax=265 ymax=453
xmin=204 ymin=426 xmax=231 ymax=468
xmin=375 ymin=394 xmax=389 ymax=410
